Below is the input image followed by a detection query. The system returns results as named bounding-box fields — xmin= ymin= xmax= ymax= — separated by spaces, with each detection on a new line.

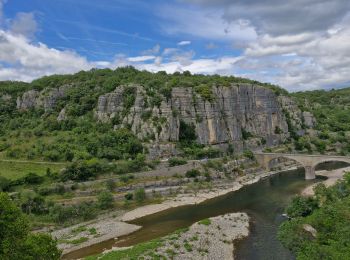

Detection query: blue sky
xmin=1 ymin=0 xmax=350 ymax=91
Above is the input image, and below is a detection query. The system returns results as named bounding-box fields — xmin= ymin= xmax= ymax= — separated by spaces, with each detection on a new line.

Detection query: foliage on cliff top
xmin=0 ymin=66 xmax=288 ymax=97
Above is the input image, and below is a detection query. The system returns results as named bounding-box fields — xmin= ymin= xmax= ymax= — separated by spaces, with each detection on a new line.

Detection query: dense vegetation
xmin=0 ymin=192 xmax=61 ymax=259
xmin=292 ymin=87 xmax=350 ymax=155
xmin=278 ymin=173 xmax=350 ymax=259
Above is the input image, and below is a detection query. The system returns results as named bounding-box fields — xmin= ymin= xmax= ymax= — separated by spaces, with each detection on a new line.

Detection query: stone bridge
xmin=254 ymin=152 xmax=350 ymax=179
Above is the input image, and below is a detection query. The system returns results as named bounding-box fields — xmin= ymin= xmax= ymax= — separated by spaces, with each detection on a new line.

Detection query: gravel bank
xmin=52 ymin=220 xmax=141 ymax=254
xmin=153 ymin=213 xmax=249 ymax=260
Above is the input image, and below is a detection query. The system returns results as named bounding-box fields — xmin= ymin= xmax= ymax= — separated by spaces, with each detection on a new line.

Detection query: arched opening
xmin=267 ymin=156 xmax=303 ymax=171
xmin=314 ymin=160 xmax=350 ymax=172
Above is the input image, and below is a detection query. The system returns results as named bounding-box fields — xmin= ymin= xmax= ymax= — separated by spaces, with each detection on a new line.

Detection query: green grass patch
xmin=86 ymin=238 xmax=163 ymax=260
xmin=0 ymin=160 xmax=65 ymax=180
xmin=198 ymin=218 xmax=211 ymax=226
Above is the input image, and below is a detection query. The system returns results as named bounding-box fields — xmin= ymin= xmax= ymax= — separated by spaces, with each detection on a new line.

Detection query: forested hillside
xmin=292 ymin=88 xmax=350 ymax=155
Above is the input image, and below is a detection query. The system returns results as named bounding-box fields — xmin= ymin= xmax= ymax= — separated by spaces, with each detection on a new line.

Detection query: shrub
xmin=23 ymin=173 xmax=44 ymax=185
xmin=185 ymin=169 xmax=201 ymax=178
xmin=286 ymin=196 xmax=318 ymax=218
xmin=97 ymin=191 xmax=114 ymax=210
xmin=168 ymin=157 xmax=187 ymax=167
xmin=0 ymin=177 xmax=11 ymax=192
xmin=243 ymin=149 xmax=255 ymax=160
xmin=105 ymin=179 xmax=116 ymax=191
xmin=134 ymin=188 xmax=146 ymax=203
xmin=124 ymin=192 xmax=133 ymax=201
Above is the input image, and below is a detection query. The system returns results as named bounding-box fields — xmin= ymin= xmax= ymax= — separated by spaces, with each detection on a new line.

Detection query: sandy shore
xmin=301 ymin=166 xmax=350 ymax=196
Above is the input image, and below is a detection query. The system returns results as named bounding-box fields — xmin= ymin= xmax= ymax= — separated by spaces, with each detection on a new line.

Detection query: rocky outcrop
xmin=302 ymin=111 xmax=316 ymax=128
xmin=16 ymin=86 xmax=67 ymax=112
xmin=96 ymin=84 xmax=304 ymax=151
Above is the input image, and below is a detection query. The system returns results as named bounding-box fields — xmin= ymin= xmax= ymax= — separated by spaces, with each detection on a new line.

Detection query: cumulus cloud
xmin=141 ymin=44 xmax=160 ymax=55
xmin=174 ymin=0 xmax=350 ymax=91
xmin=157 ymin=4 xmax=257 ymax=42
xmin=127 ymin=55 xmax=156 ymax=62
xmin=183 ymin=0 xmax=350 ymax=36
xmin=10 ymin=12 xmax=37 ymax=38
xmin=177 ymin=40 xmax=191 ymax=46
xmin=0 ymin=30 xmax=95 ymax=81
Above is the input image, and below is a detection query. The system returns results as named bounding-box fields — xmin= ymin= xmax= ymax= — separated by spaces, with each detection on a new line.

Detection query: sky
xmin=1 ymin=0 xmax=350 ymax=91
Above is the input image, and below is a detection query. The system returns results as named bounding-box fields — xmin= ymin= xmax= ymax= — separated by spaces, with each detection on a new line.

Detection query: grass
xmin=86 ymin=227 xmax=190 ymax=259
xmin=198 ymin=218 xmax=211 ymax=226
xmin=0 ymin=160 xmax=65 ymax=180
xmin=85 ymin=239 xmax=162 ymax=260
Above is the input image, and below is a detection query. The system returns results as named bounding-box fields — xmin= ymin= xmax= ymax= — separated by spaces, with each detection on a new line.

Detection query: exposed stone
xmin=96 ymin=84 xmax=305 ymax=152
xmin=302 ymin=111 xmax=316 ymax=128
xmin=16 ymin=86 xmax=68 ymax=112
xmin=57 ymin=108 xmax=67 ymax=121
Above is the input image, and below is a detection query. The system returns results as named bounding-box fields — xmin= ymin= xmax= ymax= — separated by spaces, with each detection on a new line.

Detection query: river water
xmin=65 ymin=162 xmax=348 ymax=259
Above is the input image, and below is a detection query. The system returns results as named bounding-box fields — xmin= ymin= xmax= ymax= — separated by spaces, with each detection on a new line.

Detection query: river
xmin=65 ymin=162 xmax=348 ymax=259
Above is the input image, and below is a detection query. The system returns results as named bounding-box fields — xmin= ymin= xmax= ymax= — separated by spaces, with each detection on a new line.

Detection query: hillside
xmin=292 ymin=87 xmax=350 ymax=155
xmin=0 ymin=67 xmax=304 ymax=165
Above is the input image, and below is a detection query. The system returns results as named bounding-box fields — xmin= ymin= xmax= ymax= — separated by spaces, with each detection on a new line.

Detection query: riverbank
xmin=89 ymin=213 xmax=250 ymax=260
xmin=301 ymin=166 xmax=350 ymax=196
xmin=58 ymin=166 xmax=298 ymax=257
xmin=121 ymin=166 xmax=297 ymax=221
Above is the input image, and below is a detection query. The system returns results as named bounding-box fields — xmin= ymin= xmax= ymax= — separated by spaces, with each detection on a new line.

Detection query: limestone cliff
xmin=16 ymin=86 xmax=67 ymax=112
xmin=95 ymin=83 xmax=307 ymax=152
xmin=15 ymin=82 xmax=312 ymax=154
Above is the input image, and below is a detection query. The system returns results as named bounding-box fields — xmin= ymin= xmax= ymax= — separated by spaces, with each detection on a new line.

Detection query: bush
xmin=120 ymin=174 xmax=134 ymax=183
xmin=243 ymin=150 xmax=255 ymax=160
xmin=0 ymin=177 xmax=11 ymax=192
xmin=168 ymin=157 xmax=187 ymax=167
xmin=185 ymin=169 xmax=201 ymax=178
xmin=286 ymin=196 xmax=318 ymax=218
xmin=134 ymin=188 xmax=146 ymax=203
xmin=124 ymin=193 xmax=133 ymax=201
xmin=23 ymin=173 xmax=44 ymax=185
xmin=97 ymin=191 xmax=114 ymax=210
xmin=105 ymin=179 xmax=116 ymax=191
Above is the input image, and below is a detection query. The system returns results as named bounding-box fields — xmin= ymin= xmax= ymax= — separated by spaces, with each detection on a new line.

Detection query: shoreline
xmin=59 ymin=165 xmax=298 ymax=257
xmin=121 ymin=166 xmax=298 ymax=222
xmin=301 ymin=166 xmax=350 ymax=196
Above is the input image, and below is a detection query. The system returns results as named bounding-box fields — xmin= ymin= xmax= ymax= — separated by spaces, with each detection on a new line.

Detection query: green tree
xmin=0 ymin=192 xmax=61 ymax=259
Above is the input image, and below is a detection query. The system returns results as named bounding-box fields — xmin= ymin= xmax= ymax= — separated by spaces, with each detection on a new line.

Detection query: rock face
xmin=16 ymin=86 xmax=67 ymax=112
xmin=96 ymin=84 xmax=304 ymax=151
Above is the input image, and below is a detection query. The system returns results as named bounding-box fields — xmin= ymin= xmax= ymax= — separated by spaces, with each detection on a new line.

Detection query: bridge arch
xmin=254 ymin=152 xmax=350 ymax=180
xmin=312 ymin=159 xmax=350 ymax=171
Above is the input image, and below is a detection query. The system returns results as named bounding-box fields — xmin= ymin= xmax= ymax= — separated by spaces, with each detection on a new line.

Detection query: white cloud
xmin=141 ymin=44 xmax=160 ymax=55
xmin=157 ymin=4 xmax=257 ymax=43
xmin=10 ymin=12 xmax=37 ymax=38
xmin=127 ymin=55 xmax=156 ymax=62
xmin=0 ymin=30 xmax=95 ymax=81
xmin=177 ymin=40 xmax=191 ymax=46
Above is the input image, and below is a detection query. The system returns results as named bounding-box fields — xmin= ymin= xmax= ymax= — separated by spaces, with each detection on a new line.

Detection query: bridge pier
xmin=304 ymin=166 xmax=315 ymax=180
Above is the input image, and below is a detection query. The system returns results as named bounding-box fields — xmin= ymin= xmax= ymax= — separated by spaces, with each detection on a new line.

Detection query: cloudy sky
xmin=1 ymin=0 xmax=350 ymax=91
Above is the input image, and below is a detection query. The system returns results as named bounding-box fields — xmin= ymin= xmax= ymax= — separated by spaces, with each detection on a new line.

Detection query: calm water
xmin=64 ymin=162 xmax=348 ymax=259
